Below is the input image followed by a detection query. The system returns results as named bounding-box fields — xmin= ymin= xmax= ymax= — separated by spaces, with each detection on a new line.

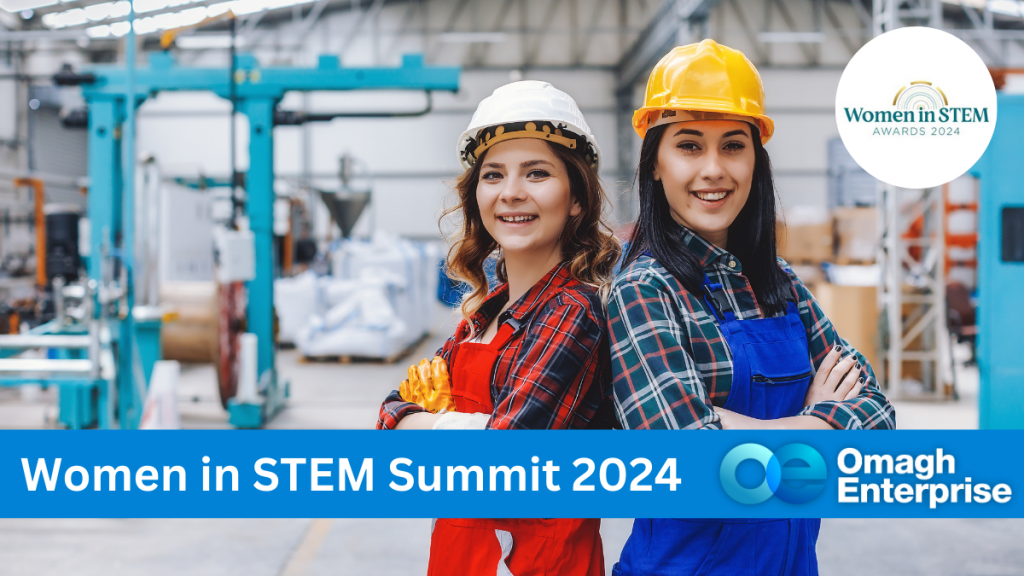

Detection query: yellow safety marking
xmin=279 ymin=518 xmax=333 ymax=576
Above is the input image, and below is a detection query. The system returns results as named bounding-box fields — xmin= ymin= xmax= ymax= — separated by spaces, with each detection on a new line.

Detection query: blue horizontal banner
xmin=0 ymin=430 xmax=1019 ymax=518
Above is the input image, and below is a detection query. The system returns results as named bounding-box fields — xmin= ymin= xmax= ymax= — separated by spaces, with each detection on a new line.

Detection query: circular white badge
xmin=835 ymin=27 xmax=996 ymax=189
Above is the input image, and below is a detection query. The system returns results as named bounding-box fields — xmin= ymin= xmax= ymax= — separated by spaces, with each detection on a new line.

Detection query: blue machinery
xmin=6 ymin=52 xmax=458 ymax=429
xmin=973 ymin=93 xmax=1024 ymax=429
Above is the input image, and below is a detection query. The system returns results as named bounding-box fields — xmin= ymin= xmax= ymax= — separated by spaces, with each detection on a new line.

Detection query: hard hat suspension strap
xmin=462 ymin=120 xmax=597 ymax=169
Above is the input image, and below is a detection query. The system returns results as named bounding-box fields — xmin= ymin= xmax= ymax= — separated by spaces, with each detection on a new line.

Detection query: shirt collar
xmin=464 ymin=261 xmax=573 ymax=334
xmin=676 ymin=223 xmax=741 ymax=271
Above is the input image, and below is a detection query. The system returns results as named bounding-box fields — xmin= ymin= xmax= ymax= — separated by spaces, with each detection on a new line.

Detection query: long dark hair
xmin=622 ymin=123 xmax=791 ymax=315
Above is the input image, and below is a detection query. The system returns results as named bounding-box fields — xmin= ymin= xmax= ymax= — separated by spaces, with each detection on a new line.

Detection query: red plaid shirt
xmin=376 ymin=262 xmax=615 ymax=430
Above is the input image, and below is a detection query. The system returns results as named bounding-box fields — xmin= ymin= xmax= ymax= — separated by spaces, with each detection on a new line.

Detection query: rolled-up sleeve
xmin=607 ymin=275 xmax=720 ymax=430
xmin=787 ymin=269 xmax=897 ymax=430
xmin=375 ymin=392 xmax=426 ymax=430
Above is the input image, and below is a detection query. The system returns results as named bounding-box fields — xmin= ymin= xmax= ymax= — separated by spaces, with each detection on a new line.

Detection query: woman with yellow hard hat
xmin=608 ymin=40 xmax=896 ymax=574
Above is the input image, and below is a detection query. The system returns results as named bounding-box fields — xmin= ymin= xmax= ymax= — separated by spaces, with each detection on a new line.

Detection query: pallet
xmin=832 ymin=257 xmax=877 ymax=266
xmin=299 ymin=333 xmax=430 ymax=365
xmin=782 ymin=259 xmax=826 ymax=267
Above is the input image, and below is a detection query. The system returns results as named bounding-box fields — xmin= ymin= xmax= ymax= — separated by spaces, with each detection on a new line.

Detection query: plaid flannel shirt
xmin=376 ymin=262 xmax=614 ymax=430
xmin=608 ymin=225 xmax=896 ymax=431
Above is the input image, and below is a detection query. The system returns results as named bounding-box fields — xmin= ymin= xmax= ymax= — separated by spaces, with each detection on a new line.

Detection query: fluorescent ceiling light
xmin=175 ymin=34 xmax=243 ymax=48
xmin=0 ymin=0 xmax=57 ymax=12
xmin=439 ymin=32 xmax=508 ymax=43
xmin=758 ymin=32 xmax=825 ymax=43
xmin=47 ymin=0 xmax=318 ymax=35
xmin=943 ymin=0 xmax=989 ymax=8
xmin=987 ymin=0 xmax=1024 ymax=16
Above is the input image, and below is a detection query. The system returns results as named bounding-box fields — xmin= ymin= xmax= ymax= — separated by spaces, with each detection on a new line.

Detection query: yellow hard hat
xmin=632 ymin=39 xmax=774 ymax=144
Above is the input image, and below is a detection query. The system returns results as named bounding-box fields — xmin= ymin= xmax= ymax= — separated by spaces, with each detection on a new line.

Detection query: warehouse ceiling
xmin=1 ymin=0 xmax=1024 ymax=70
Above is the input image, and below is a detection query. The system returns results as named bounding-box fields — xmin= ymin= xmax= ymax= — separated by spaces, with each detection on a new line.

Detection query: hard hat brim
xmin=632 ymin=106 xmax=774 ymax=145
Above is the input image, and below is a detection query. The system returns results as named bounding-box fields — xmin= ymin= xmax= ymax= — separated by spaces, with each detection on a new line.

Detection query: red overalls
xmin=426 ymin=323 xmax=604 ymax=576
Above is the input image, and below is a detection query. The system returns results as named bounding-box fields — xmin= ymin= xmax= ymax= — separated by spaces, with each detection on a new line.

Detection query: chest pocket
xmin=741 ymin=336 xmax=813 ymax=420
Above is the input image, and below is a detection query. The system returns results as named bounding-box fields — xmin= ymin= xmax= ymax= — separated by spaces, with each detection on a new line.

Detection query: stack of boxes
xmin=777 ymin=137 xmax=881 ymax=370
xmin=777 ymin=206 xmax=879 ymax=371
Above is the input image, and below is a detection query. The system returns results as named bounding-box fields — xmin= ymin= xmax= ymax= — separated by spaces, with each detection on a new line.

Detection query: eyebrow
xmin=481 ymin=159 xmax=555 ymax=169
xmin=673 ymin=128 xmax=703 ymax=137
xmin=672 ymin=128 xmax=751 ymax=139
xmin=520 ymin=159 xmax=554 ymax=169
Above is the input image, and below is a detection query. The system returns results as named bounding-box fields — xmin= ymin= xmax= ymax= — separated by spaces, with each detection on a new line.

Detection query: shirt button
xmin=728 ymin=260 xmax=737 ymax=268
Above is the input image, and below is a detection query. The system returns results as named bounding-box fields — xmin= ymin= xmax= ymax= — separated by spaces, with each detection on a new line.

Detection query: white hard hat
xmin=457 ymin=80 xmax=601 ymax=171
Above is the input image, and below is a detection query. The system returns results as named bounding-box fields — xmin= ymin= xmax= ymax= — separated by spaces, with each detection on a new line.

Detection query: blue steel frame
xmin=971 ymin=93 xmax=1024 ymax=429
xmin=0 ymin=321 xmax=114 ymax=429
xmin=77 ymin=52 xmax=459 ymax=428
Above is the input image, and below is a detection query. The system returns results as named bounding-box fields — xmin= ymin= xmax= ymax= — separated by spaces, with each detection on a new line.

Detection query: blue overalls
xmin=613 ymin=276 xmax=821 ymax=576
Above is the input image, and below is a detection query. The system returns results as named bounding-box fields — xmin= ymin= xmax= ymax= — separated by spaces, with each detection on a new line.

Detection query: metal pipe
xmin=229 ymin=13 xmax=240 ymax=227
xmin=0 ymin=359 xmax=93 ymax=373
xmin=272 ymin=92 xmax=433 ymax=125
xmin=0 ymin=335 xmax=91 ymax=348
xmin=13 ymin=177 xmax=45 ymax=287
xmin=0 ymin=168 xmax=84 ymax=187
xmin=53 ymin=276 xmax=66 ymax=326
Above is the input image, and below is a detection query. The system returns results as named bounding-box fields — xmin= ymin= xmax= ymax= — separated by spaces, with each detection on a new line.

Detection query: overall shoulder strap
xmin=701 ymin=274 xmax=737 ymax=324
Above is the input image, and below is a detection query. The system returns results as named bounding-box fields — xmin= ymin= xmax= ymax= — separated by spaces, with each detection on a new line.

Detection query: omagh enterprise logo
xmin=843 ymin=80 xmax=990 ymax=137
xmin=719 ymin=443 xmax=827 ymax=505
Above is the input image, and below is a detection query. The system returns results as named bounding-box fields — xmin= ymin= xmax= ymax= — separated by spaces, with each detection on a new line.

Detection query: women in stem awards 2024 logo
xmin=835 ymin=27 xmax=997 ymax=189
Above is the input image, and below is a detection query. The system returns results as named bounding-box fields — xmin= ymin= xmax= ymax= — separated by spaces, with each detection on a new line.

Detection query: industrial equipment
xmin=319 ymin=155 xmax=373 ymax=240
xmin=971 ymin=92 xmax=1024 ymax=429
xmin=53 ymin=51 xmax=459 ymax=428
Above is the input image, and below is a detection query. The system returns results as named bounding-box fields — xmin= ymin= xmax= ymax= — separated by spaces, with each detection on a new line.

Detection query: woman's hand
xmin=804 ymin=344 xmax=865 ymax=408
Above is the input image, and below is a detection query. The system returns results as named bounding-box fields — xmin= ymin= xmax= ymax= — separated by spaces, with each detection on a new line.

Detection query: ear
xmin=652 ymin=163 xmax=661 ymax=182
xmin=569 ymin=200 xmax=582 ymax=217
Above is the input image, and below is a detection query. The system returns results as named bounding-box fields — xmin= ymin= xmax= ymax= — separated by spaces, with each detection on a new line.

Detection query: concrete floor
xmin=1 ymin=323 xmax=1019 ymax=575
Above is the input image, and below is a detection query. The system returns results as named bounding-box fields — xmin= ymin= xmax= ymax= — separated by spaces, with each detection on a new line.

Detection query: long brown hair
xmin=443 ymin=142 xmax=621 ymax=322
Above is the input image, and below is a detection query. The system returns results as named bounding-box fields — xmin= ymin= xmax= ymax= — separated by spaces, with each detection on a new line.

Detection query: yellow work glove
xmin=399 ymin=356 xmax=456 ymax=413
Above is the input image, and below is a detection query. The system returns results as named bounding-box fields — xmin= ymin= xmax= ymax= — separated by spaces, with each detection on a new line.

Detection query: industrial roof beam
xmin=768 ymin=0 xmax=818 ymax=65
xmin=468 ymin=0 xmax=518 ymax=68
xmin=822 ymin=0 xmax=860 ymax=58
xmin=614 ymin=0 xmax=719 ymax=91
xmin=960 ymin=4 xmax=1004 ymax=66
xmin=574 ymin=0 xmax=609 ymax=66
xmin=425 ymin=0 xmax=470 ymax=62
xmin=383 ymin=0 xmax=421 ymax=62
xmin=728 ymin=0 xmax=768 ymax=64
xmin=524 ymin=0 xmax=564 ymax=69
xmin=297 ymin=0 xmax=329 ymax=40
xmin=340 ymin=0 xmax=385 ymax=57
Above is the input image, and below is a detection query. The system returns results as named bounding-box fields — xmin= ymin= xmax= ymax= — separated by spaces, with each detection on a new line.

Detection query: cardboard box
xmin=811 ymin=282 xmax=879 ymax=371
xmin=777 ymin=220 xmax=834 ymax=263
xmin=789 ymin=264 xmax=824 ymax=290
xmin=833 ymin=207 xmax=877 ymax=262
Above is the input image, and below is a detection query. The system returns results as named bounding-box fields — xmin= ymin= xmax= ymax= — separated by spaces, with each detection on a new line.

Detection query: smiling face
xmin=653 ymin=120 xmax=756 ymax=247
xmin=476 ymin=138 xmax=581 ymax=261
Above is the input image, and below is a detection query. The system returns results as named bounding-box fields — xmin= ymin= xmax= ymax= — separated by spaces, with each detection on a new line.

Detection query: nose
xmin=498 ymin=174 xmax=528 ymax=204
xmin=699 ymin=149 xmax=726 ymax=182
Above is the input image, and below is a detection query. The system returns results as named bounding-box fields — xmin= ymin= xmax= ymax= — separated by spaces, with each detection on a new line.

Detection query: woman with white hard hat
xmin=607 ymin=40 xmax=897 ymax=575
xmin=376 ymin=80 xmax=620 ymax=575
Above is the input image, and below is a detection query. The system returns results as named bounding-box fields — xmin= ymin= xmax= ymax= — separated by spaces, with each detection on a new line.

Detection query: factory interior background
xmin=1 ymin=0 xmax=1023 ymax=573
